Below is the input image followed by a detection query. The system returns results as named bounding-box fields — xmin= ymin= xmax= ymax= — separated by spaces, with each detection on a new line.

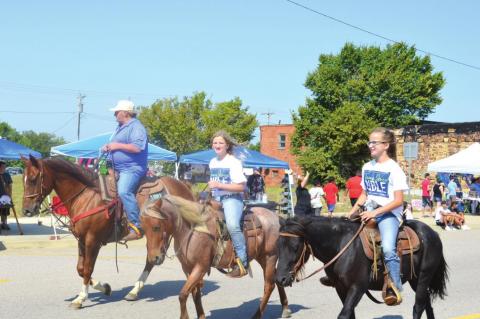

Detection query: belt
xmin=218 ymin=193 xmax=243 ymax=201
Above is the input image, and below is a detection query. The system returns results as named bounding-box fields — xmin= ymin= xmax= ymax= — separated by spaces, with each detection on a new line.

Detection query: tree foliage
xmin=293 ymin=42 xmax=445 ymax=183
xmin=138 ymin=92 xmax=258 ymax=155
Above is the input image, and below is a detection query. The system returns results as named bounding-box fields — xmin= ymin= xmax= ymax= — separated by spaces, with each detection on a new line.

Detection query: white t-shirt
xmin=434 ymin=207 xmax=450 ymax=222
xmin=361 ymin=159 xmax=409 ymax=220
xmin=309 ymin=187 xmax=324 ymax=208
xmin=209 ymin=154 xmax=246 ymax=198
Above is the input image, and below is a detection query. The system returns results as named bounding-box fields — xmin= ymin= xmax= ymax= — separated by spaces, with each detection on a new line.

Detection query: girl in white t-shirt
xmin=208 ymin=130 xmax=248 ymax=277
xmin=350 ymin=127 xmax=408 ymax=305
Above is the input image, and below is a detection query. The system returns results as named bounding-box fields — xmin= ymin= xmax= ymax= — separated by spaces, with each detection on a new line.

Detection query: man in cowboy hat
xmin=0 ymin=160 xmax=13 ymax=231
xmin=102 ymin=100 xmax=148 ymax=241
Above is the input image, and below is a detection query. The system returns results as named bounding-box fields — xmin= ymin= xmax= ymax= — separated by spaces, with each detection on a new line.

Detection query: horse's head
xmin=275 ymin=217 xmax=311 ymax=287
xmin=21 ymin=155 xmax=54 ymax=216
xmin=141 ymin=199 xmax=175 ymax=266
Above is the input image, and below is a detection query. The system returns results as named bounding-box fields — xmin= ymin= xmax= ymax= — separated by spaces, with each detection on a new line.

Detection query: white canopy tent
xmin=427 ymin=142 xmax=480 ymax=175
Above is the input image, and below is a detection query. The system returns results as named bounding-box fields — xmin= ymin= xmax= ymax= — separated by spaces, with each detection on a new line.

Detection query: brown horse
xmin=143 ymin=194 xmax=291 ymax=319
xmin=21 ymin=155 xmax=195 ymax=308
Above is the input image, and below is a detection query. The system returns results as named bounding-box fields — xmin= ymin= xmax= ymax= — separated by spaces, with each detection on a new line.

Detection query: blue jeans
xmin=376 ymin=212 xmax=402 ymax=291
xmin=221 ymin=195 xmax=247 ymax=267
xmin=117 ymin=170 xmax=144 ymax=231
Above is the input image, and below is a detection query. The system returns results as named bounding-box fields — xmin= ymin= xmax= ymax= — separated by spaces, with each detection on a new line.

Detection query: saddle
xmin=210 ymin=201 xmax=263 ymax=268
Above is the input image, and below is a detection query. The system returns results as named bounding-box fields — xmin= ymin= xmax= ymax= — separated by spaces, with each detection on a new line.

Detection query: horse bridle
xmin=279 ymin=221 xmax=365 ymax=282
xmin=23 ymin=167 xmax=45 ymax=200
xmin=278 ymin=232 xmax=313 ymax=281
xmin=23 ymin=165 xmax=88 ymax=210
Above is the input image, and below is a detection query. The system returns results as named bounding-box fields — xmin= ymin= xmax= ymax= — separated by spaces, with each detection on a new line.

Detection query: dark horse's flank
xmin=275 ymin=216 xmax=448 ymax=319
xmin=22 ymin=155 xmax=195 ymax=308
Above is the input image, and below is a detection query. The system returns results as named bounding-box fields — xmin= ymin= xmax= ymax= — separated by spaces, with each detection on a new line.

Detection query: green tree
xmin=293 ymin=42 xmax=445 ymax=183
xmin=138 ymin=92 xmax=258 ymax=155
xmin=0 ymin=122 xmax=22 ymax=142
xmin=18 ymin=131 xmax=67 ymax=158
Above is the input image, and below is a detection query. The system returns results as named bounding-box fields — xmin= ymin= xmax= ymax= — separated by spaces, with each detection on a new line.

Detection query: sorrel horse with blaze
xmin=142 ymin=194 xmax=291 ymax=319
xmin=22 ymin=155 xmax=194 ymax=308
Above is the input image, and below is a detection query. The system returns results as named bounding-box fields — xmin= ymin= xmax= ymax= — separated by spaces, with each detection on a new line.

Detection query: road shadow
xmin=1 ymin=219 xmax=70 ymax=237
xmin=373 ymin=316 xmax=403 ymax=319
xmin=208 ymin=298 xmax=308 ymax=319
xmin=66 ymin=280 xmax=220 ymax=307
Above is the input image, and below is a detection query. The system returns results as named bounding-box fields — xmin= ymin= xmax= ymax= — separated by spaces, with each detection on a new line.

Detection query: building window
xmin=278 ymin=134 xmax=286 ymax=149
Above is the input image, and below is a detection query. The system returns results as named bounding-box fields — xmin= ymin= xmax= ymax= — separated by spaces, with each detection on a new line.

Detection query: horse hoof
xmin=69 ymin=302 xmax=82 ymax=309
xmin=124 ymin=293 xmax=138 ymax=301
xmin=103 ymin=283 xmax=112 ymax=296
xmin=281 ymin=308 xmax=292 ymax=318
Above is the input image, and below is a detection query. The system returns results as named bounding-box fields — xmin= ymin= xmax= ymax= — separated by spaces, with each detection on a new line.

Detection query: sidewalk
xmin=0 ymin=216 xmax=76 ymax=251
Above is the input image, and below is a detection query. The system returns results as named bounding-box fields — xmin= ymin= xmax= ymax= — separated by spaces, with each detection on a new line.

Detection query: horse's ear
xmin=29 ymin=154 xmax=40 ymax=168
xmin=21 ymin=155 xmax=29 ymax=166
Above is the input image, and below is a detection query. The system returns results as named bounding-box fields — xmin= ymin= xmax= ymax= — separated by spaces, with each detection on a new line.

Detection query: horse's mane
xmin=282 ymin=215 xmax=359 ymax=235
xmin=44 ymin=157 xmax=98 ymax=188
xmin=163 ymin=195 xmax=209 ymax=233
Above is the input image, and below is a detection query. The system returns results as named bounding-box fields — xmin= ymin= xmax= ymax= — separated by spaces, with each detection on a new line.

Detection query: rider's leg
xmin=377 ymin=213 xmax=402 ymax=291
xmin=222 ymin=195 xmax=248 ymax=271
xmin=117 ymin=171 xmax=144 ymax=237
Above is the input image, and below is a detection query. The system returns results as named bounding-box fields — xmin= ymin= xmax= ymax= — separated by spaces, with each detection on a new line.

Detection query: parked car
xmin=6 ymin=167 xmax=23 ymax=175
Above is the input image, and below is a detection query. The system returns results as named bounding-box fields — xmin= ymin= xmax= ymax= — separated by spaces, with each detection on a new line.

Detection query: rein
xmin=279 ymin=221 xmax=365 ymax=281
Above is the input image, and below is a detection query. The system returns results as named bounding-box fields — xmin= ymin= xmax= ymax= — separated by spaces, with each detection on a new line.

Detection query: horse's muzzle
xmin=150 ymin=254 xmax=165 ymax=266
xmin=275 ymin=273 xmax=294 ymax=287
xmin=23 ymin=203 xmax=40 ymax=217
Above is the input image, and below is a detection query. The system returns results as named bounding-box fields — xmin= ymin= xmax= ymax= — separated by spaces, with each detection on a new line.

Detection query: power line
xmin=0 ymin=110 xmax=75 ymax=114
xmin=51 ymin=114 xmax=78 ymax=134
xmin=284 ymin=0 xmax=480 ymax=71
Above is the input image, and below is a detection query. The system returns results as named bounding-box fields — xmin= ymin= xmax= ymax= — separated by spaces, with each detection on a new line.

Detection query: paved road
xmin=1 ymin=217 xmax=480 ymax=319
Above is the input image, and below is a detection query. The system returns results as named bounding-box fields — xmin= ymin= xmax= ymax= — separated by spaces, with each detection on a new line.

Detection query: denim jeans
xmin=221 ymin=194 xmax=247 ymax=267
xmin=117 ymin=170 xmax=144 ymax=231
xmin=376 ymin=212 xmax=402 ymax=291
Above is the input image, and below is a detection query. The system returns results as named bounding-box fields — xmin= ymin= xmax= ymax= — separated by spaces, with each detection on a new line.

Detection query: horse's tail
xmin=428 ymin=251 xmax=449 ymax=300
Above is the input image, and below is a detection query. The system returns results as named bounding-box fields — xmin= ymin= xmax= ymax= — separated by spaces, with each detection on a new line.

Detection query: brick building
xmin=260 ymin=121 xmax=480 ymax=188
xmin=259 ymin=124 xmax=302 ymax=186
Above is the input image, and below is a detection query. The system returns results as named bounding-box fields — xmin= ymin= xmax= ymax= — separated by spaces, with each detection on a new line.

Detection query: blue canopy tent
xmin=51 ymin=132 xmax=177 ymax=161
xmin=0 ymin=138 xmax=41 ymax=159
xmin=179 ymin=146 xmax=289 ymax=169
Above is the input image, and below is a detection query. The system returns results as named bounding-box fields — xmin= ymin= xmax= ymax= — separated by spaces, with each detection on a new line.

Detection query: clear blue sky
xmin=1 ymin=0 xmax=479 ymax=143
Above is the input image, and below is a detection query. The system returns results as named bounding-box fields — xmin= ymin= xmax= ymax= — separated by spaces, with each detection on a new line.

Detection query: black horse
xmin=275 ymin=216 xmax=448 ymax=319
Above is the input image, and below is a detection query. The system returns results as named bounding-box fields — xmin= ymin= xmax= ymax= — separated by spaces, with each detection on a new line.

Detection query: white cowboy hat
xmin=109 ymin=100 xmax=136 ymax=113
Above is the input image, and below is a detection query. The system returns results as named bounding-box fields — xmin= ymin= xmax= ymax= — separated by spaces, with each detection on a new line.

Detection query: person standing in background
xmin=323 ymin=177 xmax=339 ymax=217
xmin=309 ymin=179 xmax=324 ymax=216
xmin=0 ymin=161 xmax=13 ymax=231
xmin=294 ymin=172 xmax=313 ymax=216
xmin=345 ymin=170 xmax=362 ymax=206
xmin=421 ymin=173 xmax=433 ymax=217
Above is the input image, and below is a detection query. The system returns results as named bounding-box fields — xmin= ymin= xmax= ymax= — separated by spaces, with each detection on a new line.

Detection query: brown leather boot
xmin=227 ymin=258 xmax=248 ymax=278
xmin=319 ymin=276 xmax=334 ymax=287
xmin=384 ymin=285 xmax=402 ymax=306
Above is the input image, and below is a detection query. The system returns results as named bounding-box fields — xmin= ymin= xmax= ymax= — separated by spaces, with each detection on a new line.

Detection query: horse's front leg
xmin=179 ymin=265 xmax=207 ymax=319
xmin=335 ymin=283 xmax=366 ymax=319
xmin=125 ymin=258 xmax=155 ymax=301
xmin=70 ymin=241 xmax=101 ymax=309
xmin=191 ymin=279 xmax=206 ymax=319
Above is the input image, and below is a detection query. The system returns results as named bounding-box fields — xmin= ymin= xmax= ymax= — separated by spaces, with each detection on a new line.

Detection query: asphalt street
xmin=1 ymin=216 xmax=480 ymax=319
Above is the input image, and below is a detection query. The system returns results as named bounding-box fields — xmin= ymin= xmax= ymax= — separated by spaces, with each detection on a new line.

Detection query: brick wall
xmin=259 ymin=125 xmax=301 ymax=186
xmin=396 ymin=122 xmax=480 ymax=188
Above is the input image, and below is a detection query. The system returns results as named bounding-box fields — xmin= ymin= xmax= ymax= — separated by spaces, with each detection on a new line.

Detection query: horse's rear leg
xmin=125 ymin=258 xmax=155 ymax=301
xmin=70 ymin=242 xmax=101 ymax=309
xmin=409 ymin=276 xmax=435 ymax=319
xmin=179 ymin=266 xmax=207 ymax=319
xmin=191 ymin=279 xmax=205 ymax=319
xmin=253 ymin=255 xmax=288 ymax=319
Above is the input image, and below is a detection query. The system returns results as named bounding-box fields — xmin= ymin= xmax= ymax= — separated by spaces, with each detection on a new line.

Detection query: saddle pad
xmin=359 ymin=226 xmax=420 ymax=260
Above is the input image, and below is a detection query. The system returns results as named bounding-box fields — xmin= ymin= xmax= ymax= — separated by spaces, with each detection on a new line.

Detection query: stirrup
xmin=384 ymin=284 xmax=402 ymax=306
xmin=227 ymin=258 xmax=248 ymax=278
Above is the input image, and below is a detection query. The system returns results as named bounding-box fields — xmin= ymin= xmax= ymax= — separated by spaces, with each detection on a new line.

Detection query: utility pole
xmin=77 ymin=93 xmax=85 ymax=140
xmin=261 ymin=111 xmax=274 ymax=125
